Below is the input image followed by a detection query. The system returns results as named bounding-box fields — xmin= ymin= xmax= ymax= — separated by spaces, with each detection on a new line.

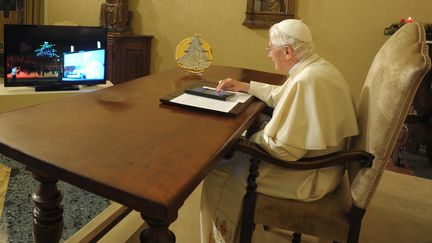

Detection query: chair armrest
xmin=261 ymin=106 xmax=274 ymax=117
xmin=245 ymin=106 xmax=275 ymax=139
xmin=234 ymin=138 xmax=374 ymax=170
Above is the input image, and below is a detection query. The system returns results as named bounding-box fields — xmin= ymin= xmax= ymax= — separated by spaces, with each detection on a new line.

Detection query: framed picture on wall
xmin=243 ymin=0 xmax=295 ymax=28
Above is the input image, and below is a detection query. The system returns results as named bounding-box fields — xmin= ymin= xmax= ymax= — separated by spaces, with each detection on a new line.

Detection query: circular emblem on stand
xmin=175 ymin=34 xmax=213 ymax=74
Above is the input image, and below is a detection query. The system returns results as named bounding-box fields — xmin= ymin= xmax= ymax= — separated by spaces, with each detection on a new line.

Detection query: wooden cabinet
xmin=394 ymin=43 xmax=432 ymax=164
xmin=107 ymin=34 xmax=152 ymax=84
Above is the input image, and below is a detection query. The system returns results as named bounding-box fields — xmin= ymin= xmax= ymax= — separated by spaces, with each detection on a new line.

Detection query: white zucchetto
xmin=275 ymin=19 xmax=313 ymax=43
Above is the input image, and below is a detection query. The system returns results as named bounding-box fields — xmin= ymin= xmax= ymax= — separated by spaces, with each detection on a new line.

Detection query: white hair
xmin=269 ymin=24 xmax=316 ymax=61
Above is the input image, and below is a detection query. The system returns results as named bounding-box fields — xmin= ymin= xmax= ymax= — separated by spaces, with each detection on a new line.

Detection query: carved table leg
xmin=31 ymin=172 xmax=64 ymax=243
xmin=140 ymin=213 xmax=177 ymax=243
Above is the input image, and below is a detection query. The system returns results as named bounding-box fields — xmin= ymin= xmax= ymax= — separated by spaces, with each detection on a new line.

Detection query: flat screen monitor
xmin=3 ymin=24 xmax=107 ymax=91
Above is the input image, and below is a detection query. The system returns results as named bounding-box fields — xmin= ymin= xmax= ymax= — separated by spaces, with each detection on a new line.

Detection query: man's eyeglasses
xmin=265 ymin=45 xmax=287 ymax=54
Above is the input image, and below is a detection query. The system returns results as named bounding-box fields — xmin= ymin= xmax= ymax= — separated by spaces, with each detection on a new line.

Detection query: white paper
xmin=229 ymin=92 xmax=252 ymax=103
xmin=170 ymin=93 xmax=238 ymax=113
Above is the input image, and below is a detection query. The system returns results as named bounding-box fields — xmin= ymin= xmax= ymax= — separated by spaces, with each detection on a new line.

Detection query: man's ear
xmin=285 ymin=46 xmax=294 ymax=59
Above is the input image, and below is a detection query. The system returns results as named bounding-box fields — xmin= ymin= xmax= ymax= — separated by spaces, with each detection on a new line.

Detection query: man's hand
xmin=216 ymin=78 xmax=250 ymax=93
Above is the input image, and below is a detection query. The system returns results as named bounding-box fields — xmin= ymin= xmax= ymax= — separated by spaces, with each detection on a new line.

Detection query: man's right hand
xmin=216 ymin=78 xmax=250 ymax=93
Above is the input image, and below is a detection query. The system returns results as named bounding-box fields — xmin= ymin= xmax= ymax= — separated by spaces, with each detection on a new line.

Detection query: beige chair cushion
xmin=349 ymin=22 xmax=431 ymax=209
xmin=254 ymin=176 xmax=351 ymax=242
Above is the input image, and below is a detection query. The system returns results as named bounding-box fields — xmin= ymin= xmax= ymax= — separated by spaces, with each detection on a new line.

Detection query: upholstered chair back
xmin=349 ymin=22 xmax=431 ymax=209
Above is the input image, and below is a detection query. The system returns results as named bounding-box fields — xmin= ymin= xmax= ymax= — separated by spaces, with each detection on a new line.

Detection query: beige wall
xmin=45 ymin=0 xmax=103 ymax=26
xmin=46 ymin=0 xmax=432 ymax=100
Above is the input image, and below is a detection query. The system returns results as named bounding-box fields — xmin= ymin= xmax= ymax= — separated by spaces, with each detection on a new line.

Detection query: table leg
xmin=140 ymin=213 xmax=177 ymax=243
xmin=31 ymin=172 xmax=64 ymax=243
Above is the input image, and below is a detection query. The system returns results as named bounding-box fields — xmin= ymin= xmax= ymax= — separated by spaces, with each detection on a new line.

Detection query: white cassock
xmin=200 ymin=54 xmax=360 ymax=243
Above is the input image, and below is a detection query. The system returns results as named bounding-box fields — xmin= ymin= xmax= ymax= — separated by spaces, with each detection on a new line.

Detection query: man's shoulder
xmin=291 ymin=66 xmax=347 ymax=94
xmin=298 ymin=58 xmax=344 ymax=80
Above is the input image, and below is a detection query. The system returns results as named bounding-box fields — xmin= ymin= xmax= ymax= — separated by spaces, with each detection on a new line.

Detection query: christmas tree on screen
xmin=35 ymin=41 xmax=60 ymax=58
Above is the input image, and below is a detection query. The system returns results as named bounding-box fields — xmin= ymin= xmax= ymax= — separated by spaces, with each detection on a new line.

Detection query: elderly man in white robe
xmin=200 ymin=19 xmax=359 ymax=243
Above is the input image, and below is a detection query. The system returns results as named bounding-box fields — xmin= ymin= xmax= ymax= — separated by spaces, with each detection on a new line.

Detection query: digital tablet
xmin=185 ymin=87 xmax=235 ymax=101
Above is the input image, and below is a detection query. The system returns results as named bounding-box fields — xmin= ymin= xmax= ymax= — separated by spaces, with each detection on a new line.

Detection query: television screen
xmin=63 ymin=49 xmax=105 ymax=81
xmin=3 ymin=24 xmax=107 ymax=90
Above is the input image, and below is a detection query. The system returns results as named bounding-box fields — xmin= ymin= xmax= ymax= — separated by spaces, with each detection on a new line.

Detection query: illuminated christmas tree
xmin=34 ymin=41 xmax=59 ymax=58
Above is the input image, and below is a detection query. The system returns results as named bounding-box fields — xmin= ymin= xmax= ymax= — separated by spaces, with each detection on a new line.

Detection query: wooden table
xmin=0 ymin=66 xmax=285 ymax=243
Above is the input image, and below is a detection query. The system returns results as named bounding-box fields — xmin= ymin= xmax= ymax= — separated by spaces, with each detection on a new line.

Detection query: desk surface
xmin=0 ymin=66 xmax=285 ymax=222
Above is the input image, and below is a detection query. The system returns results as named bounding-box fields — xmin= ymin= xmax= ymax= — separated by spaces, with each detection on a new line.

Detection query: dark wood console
xmin=107 ymin=34 xmax=152 ymax=84
xmin=394 ymin=43 xmax=432 ymax=165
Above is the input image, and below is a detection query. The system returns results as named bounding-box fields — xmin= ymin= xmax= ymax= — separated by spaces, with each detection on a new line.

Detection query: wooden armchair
xmin=235 ymin=128 xmax=374 ymax=243
xmin=234 ymin=22 xmax=431 ymax=243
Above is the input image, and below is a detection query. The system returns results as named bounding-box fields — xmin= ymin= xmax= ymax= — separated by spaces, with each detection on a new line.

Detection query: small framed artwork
xmin=243 ymin=0 xmax=295 ymax=28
